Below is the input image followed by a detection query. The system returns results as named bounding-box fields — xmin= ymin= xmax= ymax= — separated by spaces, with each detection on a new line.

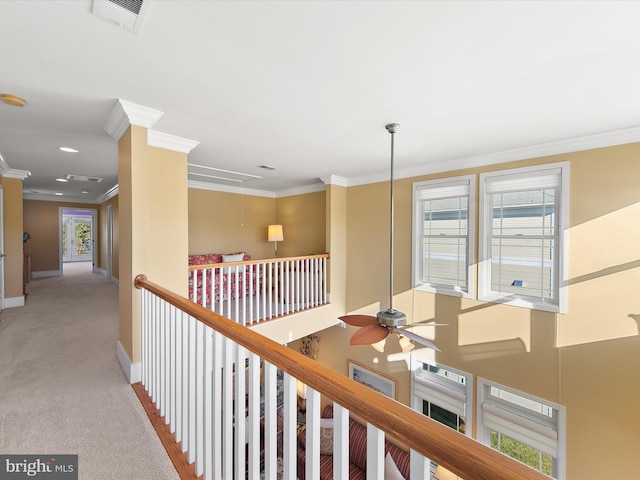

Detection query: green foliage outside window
xmin=75 ymin=223 xmax=91 ymax=254
xmin=490 ymin=430 xmax=552 ymax=476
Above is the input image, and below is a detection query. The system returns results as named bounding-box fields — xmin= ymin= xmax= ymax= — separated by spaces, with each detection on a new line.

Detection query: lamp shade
xmin=268 ymin=224 xmax=284 ymax=242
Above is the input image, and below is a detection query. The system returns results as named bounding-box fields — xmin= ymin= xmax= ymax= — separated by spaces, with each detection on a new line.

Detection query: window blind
xmin=482 ymin=401 xmax=558 ymax=457
xmin=414 ymin=378 xmax=466 ymax=417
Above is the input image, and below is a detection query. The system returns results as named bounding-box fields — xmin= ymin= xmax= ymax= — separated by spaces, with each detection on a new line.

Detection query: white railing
xmin=136 ymin=275 xmax=549 ymax=480
xmin=188 ymin=254 xmax=329 ymax=325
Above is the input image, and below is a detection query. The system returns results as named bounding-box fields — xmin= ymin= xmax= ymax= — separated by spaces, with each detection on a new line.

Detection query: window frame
xmin=478 ymin=162 xmax=569 ymax=313
xmin=413 ymin=362 xmax=473 ymax=480
xmin=412 ymin=174 xmax=476 ymax=299
xmin=476 ymin=378 xmax=566 ymax=480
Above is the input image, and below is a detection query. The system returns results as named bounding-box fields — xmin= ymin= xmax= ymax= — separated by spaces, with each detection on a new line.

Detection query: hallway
xmin=0 ymin=268 xmax=178 ymax=479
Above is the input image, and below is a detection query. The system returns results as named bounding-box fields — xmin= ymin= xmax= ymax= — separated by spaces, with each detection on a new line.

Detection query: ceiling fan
xmin=340 ymin=123 xmax=442 ymax=354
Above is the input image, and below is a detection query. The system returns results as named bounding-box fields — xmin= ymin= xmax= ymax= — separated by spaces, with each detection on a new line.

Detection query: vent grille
xmin=66 ymin=174 xmax=104 ymax=183
xmin=109 ymin=0 xmax=143 ymax=15
xmin=92 ymin=0 xmax=150 ymax=33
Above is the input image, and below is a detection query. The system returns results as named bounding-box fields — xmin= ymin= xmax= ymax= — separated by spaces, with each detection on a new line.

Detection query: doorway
xmin=60 ymin=208 xmax=96 ymax=273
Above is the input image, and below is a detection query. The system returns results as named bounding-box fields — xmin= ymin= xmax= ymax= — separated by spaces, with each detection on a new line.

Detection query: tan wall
xmin=23 ymin=200 xmax=98 ymax=273
xmin=188 ymin=189 xmax=276 ymax=259
xmin=1 ymin=178 xmax=24 ymax=298
xmin=313 ymin=143 xmax=640 ymax=479
xmin=275 ymin=191 xmax=326 ymax=257
xmin=147 ymin=146 xmax=188 ymax=295
xmin=188 ymin=189 xmax=326 ymax=261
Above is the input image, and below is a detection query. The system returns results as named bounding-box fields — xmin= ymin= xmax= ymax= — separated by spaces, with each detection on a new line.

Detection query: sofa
xmin=296 ymin=405 xmax=411 ymax=480
xmin=188 ymin=252 xmax=262 ymax=306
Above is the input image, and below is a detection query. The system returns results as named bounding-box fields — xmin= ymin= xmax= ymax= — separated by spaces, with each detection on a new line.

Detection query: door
xmin=62 ymin=213 xmax=93 ymax=262
xmin=0 ymin=185 xmax=4 ymax=311
xmin=106 ymin=205 xmax=113 ymax=279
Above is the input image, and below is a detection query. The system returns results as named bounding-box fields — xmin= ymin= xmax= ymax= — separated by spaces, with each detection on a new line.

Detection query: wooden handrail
xmin=135 ymin=273 xmax=548 ymax=480
xmin=187 ymin=253 xmax=330 ymax=271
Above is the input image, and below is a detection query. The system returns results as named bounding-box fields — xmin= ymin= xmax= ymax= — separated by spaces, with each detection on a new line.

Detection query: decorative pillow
xmin=222 ymin=253 xmax=245 ymax=263
xmin=385 ymin=452 xmax=406 ymax=480
xmin=319 ymin=418 xmax=333 ymax=455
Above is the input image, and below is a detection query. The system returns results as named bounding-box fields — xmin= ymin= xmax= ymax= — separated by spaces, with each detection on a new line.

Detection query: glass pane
xmin=490 ymin=238 xmax=554 ymax=300
xmin=423 ymin=401 xmax=465 ymax=433
xmin=491 ymin=431 xmax=553 ymax=476
xmin=489 ymin=188 xmax=556 ymax=301
xmin=62 ymin=223 xmax=68 ymax=257
xmin=75 ymin=223 xmax=92 ymax=255
xmin=421 ymin=196 xmax=468 ymax=289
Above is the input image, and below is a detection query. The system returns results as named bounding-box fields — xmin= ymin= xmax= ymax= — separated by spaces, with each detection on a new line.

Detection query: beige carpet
xmin=0 ymin=262 xmax=179 ymax=480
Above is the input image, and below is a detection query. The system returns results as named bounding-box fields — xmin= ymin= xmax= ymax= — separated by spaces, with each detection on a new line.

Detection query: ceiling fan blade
xmin=398 ymin=327 xmax=441 ymax=352
xmin=339 ymin=314 xmax=378 ymax=327
xmin=350 ymin=324 xmax=390 ymax=346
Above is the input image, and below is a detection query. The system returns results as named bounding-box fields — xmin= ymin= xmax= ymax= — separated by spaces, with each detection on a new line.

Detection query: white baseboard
xmin=4 ymin=296 xmax=25 ymax=308
xmin=32 ymin=270 xmax=61 ymax=278
xmin=117 ymin=341 xmax=141 ymax=384
xmin=97 ymin=268 xmax=119 ymax=287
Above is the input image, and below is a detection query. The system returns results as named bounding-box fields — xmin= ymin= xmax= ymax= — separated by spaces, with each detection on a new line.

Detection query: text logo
xmin=0 ymin=455 xmax=77 ymax=480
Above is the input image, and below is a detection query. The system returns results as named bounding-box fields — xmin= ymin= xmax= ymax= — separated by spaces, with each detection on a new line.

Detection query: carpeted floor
xmin=0 ymin=262 xmax=179 ymax=479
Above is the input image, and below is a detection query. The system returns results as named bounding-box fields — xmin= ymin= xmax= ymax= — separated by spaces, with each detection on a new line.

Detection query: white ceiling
xmin=2 ymin=0 xmax=640 ymax=202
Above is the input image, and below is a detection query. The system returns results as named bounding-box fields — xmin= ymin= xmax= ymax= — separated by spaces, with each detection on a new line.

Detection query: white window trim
xmin=412 ymin=174 xmax=476 ymax=299
xmin=478 ymin=162 xmax=569 ymax=313
xmin=476 ymin=378 xmax=566 ymax=480
xmin=412 ymin=362 xmax=473 ymax=437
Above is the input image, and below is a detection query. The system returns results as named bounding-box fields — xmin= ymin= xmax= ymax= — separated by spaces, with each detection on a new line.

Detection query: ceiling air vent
xmin=66 ymin=174 xmax=104 ymax=183
xmin=92 ymin=0 xmax=151 ymax=33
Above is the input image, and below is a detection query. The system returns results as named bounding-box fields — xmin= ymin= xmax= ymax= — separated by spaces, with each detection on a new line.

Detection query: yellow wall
xmin=316 ymin=143 xmax=640 ymax=479
xmin=276 ymin=191 xmax=326 ymax=257
xmin=1 ymin=177 xmax=24 ymax=298
xmin=188 ymin=189 xmax=275 ymax=259
xmin=147 ymin=146 xmax=188 ymax=295
xmin=188 ymin=188 xmax=326 ymax=260
xmin=23 ymin=200 xmax=98 ymax=273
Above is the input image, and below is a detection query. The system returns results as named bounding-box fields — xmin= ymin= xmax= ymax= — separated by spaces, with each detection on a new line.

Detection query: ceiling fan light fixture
xmin=1 ymin=94 xmax=26 ymax=107
xmin=398 ymin=335 xmax=415 ymax=353
xmin=371 ymin=338 xmax=387 ymax=353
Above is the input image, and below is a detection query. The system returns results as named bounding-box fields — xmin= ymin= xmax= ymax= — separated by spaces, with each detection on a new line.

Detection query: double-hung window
xmin=478 ymin=163 xmax=569 ymax=313
xmin=477 ymin=378 xmax=566 ymax=479
xmin=412 ymin=175 xmax=475 ymax=298
xmin=413 ymin=363 xmax=472 ymax=479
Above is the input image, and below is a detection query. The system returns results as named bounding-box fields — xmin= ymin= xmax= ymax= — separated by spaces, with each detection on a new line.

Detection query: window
xmin=413 ymin=363 xmax=472 ymax=479
xmin=478 ymin=163 xmax=569 ymax=313
xmin=412 ymin=175 xmax=475 ymax=298
xmin=477 ymin=379 xmax=566 ymax=479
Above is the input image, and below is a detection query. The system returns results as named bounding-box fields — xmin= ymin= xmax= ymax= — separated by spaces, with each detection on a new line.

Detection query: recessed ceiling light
xmin=56 ymin=178 xmax=68 ymax=182
xmin=55 ymin=192 xmax=63 ymax=196
xmin=1 ymin=94 xmax=26 ymax=107
xmin=81 ymin=189 xmax=89 ymax=194
xmin=59 ymin=147 xmax=79 ymax=153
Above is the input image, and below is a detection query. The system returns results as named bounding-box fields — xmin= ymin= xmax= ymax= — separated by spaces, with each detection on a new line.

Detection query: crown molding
xmin=320 ymin=175 xmax=348 ymax=187
xmin=148 ymin=130 xmax=200 ymax=154
xmin=3 ymin=169 xmax=31 ymax=180
xmin=275 ymin=182 xmax=326 ymax=198
xmin=98 ymin=184 xmax=119 ymax=203
xmin=104 ymin=99 xmax=164 ymax=141
xmin=22 ymin=193 xmax=100 ymax=204
xmin=188 ymin=179 xmax=276 ymax=198
xmin=348 ymin=125 xmax=640 ymax=186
